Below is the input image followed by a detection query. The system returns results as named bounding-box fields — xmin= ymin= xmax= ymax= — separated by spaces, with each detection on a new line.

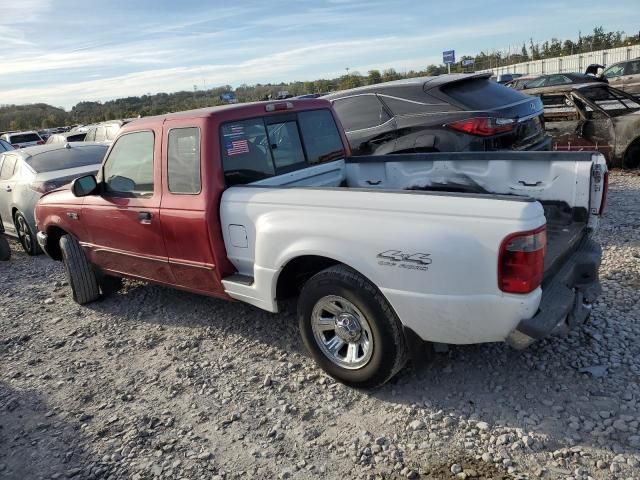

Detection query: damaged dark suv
xmin=324 ymin=74 xmax=551 ymax=155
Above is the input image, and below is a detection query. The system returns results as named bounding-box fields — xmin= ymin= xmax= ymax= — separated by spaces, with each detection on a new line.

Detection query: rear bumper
xmin=506 ymin=237 xmax=602 ymax=349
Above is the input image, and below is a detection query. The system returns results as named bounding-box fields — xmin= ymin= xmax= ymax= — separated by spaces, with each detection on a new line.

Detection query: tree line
xmin=1 ymin=26 xmax=638 ymax=131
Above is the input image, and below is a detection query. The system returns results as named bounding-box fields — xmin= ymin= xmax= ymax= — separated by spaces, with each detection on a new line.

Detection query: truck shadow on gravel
xmin=0 ymin=382 xmax=101 ymax=480
xmin=86 ymin=281 xmax=306 ymax=355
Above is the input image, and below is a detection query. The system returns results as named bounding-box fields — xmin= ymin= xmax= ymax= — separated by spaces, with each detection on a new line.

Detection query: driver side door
xmin=81 ymin=129 xmax=174 ymax=284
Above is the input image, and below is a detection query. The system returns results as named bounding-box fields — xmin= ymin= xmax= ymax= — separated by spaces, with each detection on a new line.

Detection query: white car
xmin=0 ymin=131 xmax=44 ymax=149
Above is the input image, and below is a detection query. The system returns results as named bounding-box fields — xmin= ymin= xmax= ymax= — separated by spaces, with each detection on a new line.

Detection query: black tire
xmin=0 ymin=235 xmax=10 ymax=261
xmin=14 ymin=212 xmax=40 ymax=255
xmin=623 ymin=141 xmax=640 ymax=169
xmin=98 ymin=273 xmax=123 ymax=295
xmin=297 ymin=265 xmax=407 ymax=388
xmin=60 ymin=234 xmax=100 ymax=305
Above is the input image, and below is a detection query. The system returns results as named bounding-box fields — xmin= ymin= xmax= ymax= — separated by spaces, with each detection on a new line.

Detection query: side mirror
xmin=71 ymin=174 xmax=98 ymax=197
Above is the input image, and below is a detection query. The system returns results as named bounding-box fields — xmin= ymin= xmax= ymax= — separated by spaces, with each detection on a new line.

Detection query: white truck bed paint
xmin=220 ymin=153 xmax=606 ymax=344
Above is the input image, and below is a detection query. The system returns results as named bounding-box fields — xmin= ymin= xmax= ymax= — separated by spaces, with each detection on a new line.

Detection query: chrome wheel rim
xmin=311 ymin=295 xmax=373 ymax=370
xmin=16 ymin=215 xmax=32 ymax=252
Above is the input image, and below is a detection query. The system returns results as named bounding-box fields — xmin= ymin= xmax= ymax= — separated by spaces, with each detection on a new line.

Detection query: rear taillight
xmin=599 ymin=171 xmax=609 ymax=215
xmin=446 ymin=117 xmax=515 ymax=136
xmin=498 ymin=226 xmax=546 ymax=294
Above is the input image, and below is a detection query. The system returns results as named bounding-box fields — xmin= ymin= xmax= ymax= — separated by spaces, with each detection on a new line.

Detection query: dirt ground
xmin=1 ymin=171 xmax=639 ymax=480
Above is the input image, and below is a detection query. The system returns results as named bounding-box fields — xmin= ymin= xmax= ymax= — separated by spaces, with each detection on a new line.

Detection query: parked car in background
xmin=0 ymin=139 xmax=14 ymax=153
xmin=505 ymin=74 xmax=541 ymax=90
xmin=520 ymin=73 xmax=608 ymax=106
xmin=490 ymin=73 xmax=523 ymax=84
xmin=46 ymin=131 xmax=87 ymax=144
xmin=595 ymin=58 xmax=640 ymax=95
xmin=543 ymin=83 xmax=640 ymax=168
xmin=84 ymin=120 xmax=131 ymax=144
xmin=38 ymin=130 xmax=52 ymax=141
xmin=35 ymin=100 xmax=605 ymax=387
xmin=324 ymin=74 xmax=550 ymax=156
xmin=0 ymin=131 xmax=44 ymax=149
xmin=0 ymin=143 xmax=108 ymax=254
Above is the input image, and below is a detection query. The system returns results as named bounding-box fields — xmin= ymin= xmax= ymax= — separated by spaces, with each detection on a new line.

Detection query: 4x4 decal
xmin=377 ymin=250 xmax=432 ymax=271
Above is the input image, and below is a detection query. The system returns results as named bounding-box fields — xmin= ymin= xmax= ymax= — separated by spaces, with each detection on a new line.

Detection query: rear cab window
xmin=221 ymin=109 xmax=345 ymax=186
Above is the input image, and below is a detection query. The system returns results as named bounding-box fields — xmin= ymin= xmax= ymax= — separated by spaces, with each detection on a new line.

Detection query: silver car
xmin=0 ymin=142 xmax=108 ymax=254
xmin=601 ymin=58 xmax=640 ymax=95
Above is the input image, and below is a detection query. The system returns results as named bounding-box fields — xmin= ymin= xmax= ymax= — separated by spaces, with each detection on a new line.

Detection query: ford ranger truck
xmin=35 ymin=99 xmax=607 ymax=388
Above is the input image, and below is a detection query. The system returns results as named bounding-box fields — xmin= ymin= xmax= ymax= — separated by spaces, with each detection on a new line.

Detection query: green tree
xmin=367 ymin=70 xmax=382 ymax=85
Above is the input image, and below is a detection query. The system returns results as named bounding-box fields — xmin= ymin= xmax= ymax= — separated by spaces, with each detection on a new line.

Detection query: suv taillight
xmin=498 ymin=226 xmax=546 ymax=294
xmin=446 ymin=117 xmax=515 ymax=136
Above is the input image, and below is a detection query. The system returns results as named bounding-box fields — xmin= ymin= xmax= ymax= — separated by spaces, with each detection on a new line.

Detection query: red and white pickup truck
xmin=35 ymin=99 xmax=607 ymax=387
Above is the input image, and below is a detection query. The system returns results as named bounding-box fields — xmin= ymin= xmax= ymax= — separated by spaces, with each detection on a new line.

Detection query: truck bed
xmin=251 ymin=151 xmax=597 ymax=287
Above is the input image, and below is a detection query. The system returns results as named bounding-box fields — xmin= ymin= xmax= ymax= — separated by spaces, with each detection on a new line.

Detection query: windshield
xmin=10 ymin=133 xmax=41 ymax=143
xmin=26 ymin=145 xmax=107 ymax=173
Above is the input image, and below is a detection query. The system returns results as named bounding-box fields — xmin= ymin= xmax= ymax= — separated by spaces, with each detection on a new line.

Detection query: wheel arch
xmin=45 ymin=226 xmax=68 ymax=260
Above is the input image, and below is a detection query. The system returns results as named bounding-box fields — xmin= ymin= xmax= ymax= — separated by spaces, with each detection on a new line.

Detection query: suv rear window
xmin=10 ymin=133 xmax=40 ymax=143
xmin=221 ymin=109 xmax=344 ymax=186
xmin=440 ymin=79 xmax=528 ymax=109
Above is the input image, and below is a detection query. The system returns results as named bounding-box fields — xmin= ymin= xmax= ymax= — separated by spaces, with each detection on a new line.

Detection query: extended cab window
xmin=332 ymin=95 xmax=391 ymax=131
xmin=168 ymin=127 xmax=201 ymax=194
xmin=103 ymin=131 xmax=154 ymax=197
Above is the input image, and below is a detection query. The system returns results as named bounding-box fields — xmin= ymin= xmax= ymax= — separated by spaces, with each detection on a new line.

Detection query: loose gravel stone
xmin=0 ymin=171 xmax=639 ymax=480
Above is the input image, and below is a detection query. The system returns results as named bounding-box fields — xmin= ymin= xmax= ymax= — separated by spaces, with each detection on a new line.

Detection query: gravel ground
xmin=1 ymin=170 xmax=639 ymax=480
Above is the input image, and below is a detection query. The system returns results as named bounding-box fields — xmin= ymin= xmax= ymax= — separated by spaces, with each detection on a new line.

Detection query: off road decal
xmin=377 ymin=250 xmax=432 ymax=271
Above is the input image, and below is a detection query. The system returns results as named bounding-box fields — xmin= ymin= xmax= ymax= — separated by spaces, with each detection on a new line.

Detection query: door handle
xmin=138 ymin=211 xmax=152 ymax=224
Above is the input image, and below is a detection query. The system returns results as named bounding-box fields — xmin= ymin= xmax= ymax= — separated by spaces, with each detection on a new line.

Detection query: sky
xmin=0 ymin=0 xmax=639 ymax=110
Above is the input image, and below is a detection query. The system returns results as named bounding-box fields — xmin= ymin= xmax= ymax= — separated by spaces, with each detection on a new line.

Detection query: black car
xmin=324 ymin=74 xmax=550 ymax=156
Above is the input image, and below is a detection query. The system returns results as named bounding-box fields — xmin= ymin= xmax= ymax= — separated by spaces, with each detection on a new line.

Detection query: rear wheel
xmin=60 ymin=234 xmax=100 ymax=304
xmin=14 ymin=212 xmax=40 ymax=255
xmin=623 ymin=141 xmax=640 ymax=169
xmin=297 ymin=265 xmax=407 ymax=388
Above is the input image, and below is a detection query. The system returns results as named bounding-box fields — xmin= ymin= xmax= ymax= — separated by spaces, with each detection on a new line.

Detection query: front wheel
xmin=297 ymin=265 xmax=407 ymax=388
xmin=60 ymin=234 xmax=100 ymax=305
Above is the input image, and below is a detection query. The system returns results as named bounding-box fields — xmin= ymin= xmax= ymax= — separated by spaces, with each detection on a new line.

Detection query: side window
xmin=624 ymin=60 xmax=640 ymax=76
xmin=103 ymin=131 xmax=154 ymax=197
xmin=266 ymin=121 xmax=305 ymax=170
xmin=94 ymin=126 xmax=107 ymax=142
xmin=603 ymin=64 xmax=624 ymax=78
xmin=524 ymin=77 xmax=546 ymax=88
xmin=0 ymin=139 xmax=10 ymax=152
xmin=298 ymin=109 xmax=345 ymax=164
xmin=221 ymin=119 xmax=275 ymax=186
xmin=85 ymin=128 xmax=96 ymax=142
xmin=332 ymin=95 xmax=391 ymax=132
xmin=168 ymin=127 xmax=201 ymax=194
xmin=547 ymin=75 xmax=571 ymax=86
xmin=0 ymin=156 xmax=17 ymax=180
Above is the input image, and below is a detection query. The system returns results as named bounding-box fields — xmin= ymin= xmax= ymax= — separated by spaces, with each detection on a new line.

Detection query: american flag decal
xmin=226 ymin=139 xmax=249 ymax=156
